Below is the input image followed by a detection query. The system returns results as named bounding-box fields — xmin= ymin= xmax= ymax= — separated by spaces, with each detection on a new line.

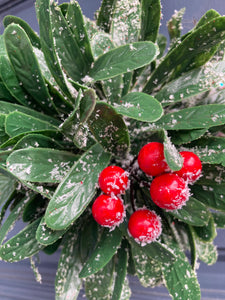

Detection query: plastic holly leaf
xmin=167 ymin=8 xmax=186 ymax=42
xmin=170 ymin=129 xmax=208 ymax=145
xmin=21 ymin=181 xmax=55 ymax=200
xmin=157 ymin=34 xmax=167 ymax=58
xmin=55 ymin=228 xmax=82 ymax=300
xmin=0 ymin=217 xmax=44 ymax=262
xmin=22 ymin=194 xmax=47 ymax=222
xmin=193 ymin=215 xmax=217 ymax=243
xmin=96 ymin=0 xmax=117 ymax=33
xmin=84 ymin=258 xmax=114 ymax=300
xmin=185 ymin=225 xmax=197 ymax=270
xmin=7 ymin=148 xmax=79 ymax=183
xmin=79 ymin=227 xmax=122 ymax=278
xmin=113 ymin=92 xmax=163 ymax=122
xmin=155 ymin=61 xmax=225 ymax=107
xmin=88 ymin=102 xmax=130 ymax=156
xmin=131 ymin=241 xmax=162 ymax=287
xmin=153 ymin=104 xmax=225 ymax=131
xmin=111 ymin=0 xmax=141 ymax=46
xmin=0 ymin=169 xmax=16 ymax=208
xmin=89 ymin=41 xmax=158 ymax=82
xmin=35 ymin=0 xmax=77 ymax=101
xmin=194 ymin=235 xmax=218 ymax=265
xmin=4 ymin=24 xmax=57 ymax=114
xmin=0 ymin=82 xmax=15 ymax=102
xmin=163 ymin=130 xmax=183 ymax=171
xmin=5 ymin=111 xmax=58 ymax=138
xmin=144 ymin=16 xmax=225 ymax=93
xmin=168 ymin=197 xmax=211 ymax=226
xmin=162 ymin=252 xmax=201 ymax=300
xmin=212 ymin=211 xmax=225 ymax=228
xmin=140 ymin=0 xmax=161 ymax=43
xmin=45 ymin=143 xmax=111 ymax=230
xmin=0 ymin=114 xmax=9 ymax=145
xmin=111 ymin=240 xmax=129 ymax=300
xmin=36 ymin=217 xmax=67 ymax=246
xmin=66 ymin=1 xmax=93 ymax=66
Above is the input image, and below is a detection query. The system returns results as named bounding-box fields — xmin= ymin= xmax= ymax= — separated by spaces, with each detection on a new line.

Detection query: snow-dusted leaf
xmin=113 ymin=92 xmax=163 ymax=122
xmin=45 ymin=143 xmax=111 ymax=230
xmin=163 ymin=131 xmax=183 ymax=171
xmin=193 ymin=215 xmax=217 ymax=243
xmin=79 ymin=227 xmax=122 ymax=278
xmin=96 ymin=0 xmax=117 ymax=32
xmin=22 ymin=194 xmax=47 ymax=222
xmin=13 ymin=134 xmax=63 ymax=150
xmin=0 ymin=169 xmax=16 ymax=207
xmin=212 ymin=211 xmax=225 ymax=228
xmin=167 ymin=8 xmax=186 ymax=42
xmin=170 ymin=129 xmax=208 ymax=145
xmin=194 ymin=234 xmax=218 ymax=265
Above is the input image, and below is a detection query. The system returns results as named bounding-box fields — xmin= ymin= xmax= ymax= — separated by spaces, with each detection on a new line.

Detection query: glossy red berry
xmin=150 ymin=173 xmax=189 ymax=210
xmin=138 ymin=142 xmax=170 ymax=176
xmin=98 ymin=166 xmax=128 ymax=195
xmin=92 ymin=194 xmax=125 ymax=227
xmin=175 ymin=151 xmax=202 ymax=183
xmin=128 ymin=209 xmax=162 ymax=245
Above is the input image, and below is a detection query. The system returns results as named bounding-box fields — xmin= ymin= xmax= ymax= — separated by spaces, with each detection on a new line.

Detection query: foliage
xmin=0 ymin=1 xmax=225 ymax=299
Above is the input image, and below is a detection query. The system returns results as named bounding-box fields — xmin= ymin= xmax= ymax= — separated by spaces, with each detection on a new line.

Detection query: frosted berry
xmin=128 ymin=209 xmax=162 ymax=245
xmin=150 ymin=173 xmax=189 ymax=210
xmin=138 ymin=142 xmax=170 ymax=176
xmin=92 ymin=194 xmax=125 ymax=227
xmin=98 ymin=166 xmax=128 ymax=195
xmin=175 ymin=151 xmax=202 ymax=183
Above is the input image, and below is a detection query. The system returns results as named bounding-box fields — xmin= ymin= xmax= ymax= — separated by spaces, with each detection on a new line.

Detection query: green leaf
xmin=84 ymin=258 xmax=114 ymax=300
xmin=144 ymin=16 xmax=225 ymax=93
xmin=186 ymin=225 xmax=197 ymax=270
xmin=170 ymin=129 xmax=208 ymax=145
xmin=5 ymin=111 xmax=58 ymax=138
xmin=0 ymin=82 xmax=15 ymax=102
xmin=55 ymin=228 xmax=82 ymax=300
xmin=36 ymin=217 xmax=67 ymax=246
xmin=113 ymin=92 xmax=163 ymax=122
xmin=22 ymin=194 xmax=47 ymax=222
xmin=168 ymin=197 xmax=211 ymax=226
xmin=193 ymin=215 xmax=217 ymax=243
xmin=96 ymin=0 xmax=118 ymax=32
xmin=163 ymin=131 xmax=183 ymax=171
xmin=7 ymin=148 xmax=78 ymax=183
xmin=35 ymin=0 xmax=76 ymax=100
xmin=153 ymin=104 xmax=225 ymax=131
xmin=157 ymin=34 xmax=167 ymax=59
xmin=21 ymin=181 xmax=55 ymax=200
xmin=155 ymin=61 xmax=225 ymax=107
xmin=162 ymin=255 xmax=201 ymax=300
xmin=194 ymin=235 xmax=218 ymax=265
xmin=0 ymin=170 xmax=16 ymax=207
xmin=212 ymin=211 xmax=225 ymax=228
xmin=88 ymin=102 xmax=130 ymax=156
xmin=4 ymin=24 xmax=56 ymax=114
xmin=111 ymin=0 xmax=141 ymax=45
xmin=0 ymin=114 xmax=9 ymax=146
xmin=0 ymin=217 xmax=44 ymax=262
xmin=140 ymin=0 xmax=161 ymax=43
xmin=89 ymin=41 xmax=158 ymax=81
xmin=45 ymin=143 xmax=111 ymax=230
xmin=79 ymin=227 xmax=122 ymax=278
xmin=3 ymin=15 xmax=41 ymax=49
xmin=167 ymin=8 xmax=186 ymax=42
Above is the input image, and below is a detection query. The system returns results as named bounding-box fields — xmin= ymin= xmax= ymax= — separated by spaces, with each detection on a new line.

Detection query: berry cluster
xmin=91 ymin=142 xmax=202 ymax=245
xmin=138 ymin=142 xmax=202 ymax=210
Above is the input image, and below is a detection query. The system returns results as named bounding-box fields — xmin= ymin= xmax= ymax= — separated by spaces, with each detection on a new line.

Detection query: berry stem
xmin=130 ymin=179 xmax=136 ymax=212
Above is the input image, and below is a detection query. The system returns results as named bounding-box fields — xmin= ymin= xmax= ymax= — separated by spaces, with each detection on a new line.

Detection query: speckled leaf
xmin=170 ymin=129 xmax=208 ymax=145
xmin=4 ymin=24 xmax=56 ymax=113
xmin=140 ymin=0 xmax=161 ymax=42
xmin=45 ymin=143 xmax=111 ymax=230
xmin=7 ymin=148 xmax=78 ymax=183
xmin=163 ymin=131 xmax=183 ymax=171
xmin=195 ymin=235 xmax=218 ymax=265
xmin=154 ymin=104 xmax=225 ymax=131
xmin=89 ymin=41 xmax=158 ymax=81
xmin=96 ymin=0 xmax=117 ymax=32
xmin=155 ymin=61 xmax=225 ymax=107
xmin=21 ymin=181 xmax=55 ymax=200
xmin=3 ymin=15 xmax=41 ymax=49
xmin=111 ymin=0 xmax=140 ymax=45
xmin=79 ymin=227 xmax=122 ymax=278
xmin=55 ymin=228 xmax=82 ymax=300
xmin=84 ymin=258 xmax=114 ymax=300
xmin=0 ymin=168 xmax=16 ymax=207
xmin=144 ymin=16 xmax=225 ymax=93
xmin=5 ymin=111 xmax=58 ymax=138
xmin=162 ymin=254 xmax=201 ymax=300
xmin=36 ymin=217 xmax=67 ymax=246
xmin=193 ymin=215 xmax=217 ymax=243
xmin=157 ymin=34 xmax=167 ymax=59
xmin=0 ymin=217 xmax=44 ymax=262
xmin=0 ymin=114 xmax=9 ymax=145
xmin=168 ymin=197 xmax=211 ymax=226
xmin=113 ymin=92 xmax=163 ymax=122
xmin=212 ymin=211 xmax=225 ymax=228
xmin=167 ymin=8 xmax=186 ymax=42
xmin=22 ymin=194 xmax=47 ymax=222
xmin=88 ymin=102 xmax=130 ymax=156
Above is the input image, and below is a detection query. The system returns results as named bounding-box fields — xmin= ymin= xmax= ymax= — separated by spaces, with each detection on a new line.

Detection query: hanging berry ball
xmin=150 ymin=173 xmax=190 ymax=210
xmin=174 ymin=151 xmax=202 ymax=183
xmin=92 ymin=194 xmax=125 ymax=227
xmin=98 ymin=166 xmax=128 ymax=195
xmin=138 ymin=142 xmax=170 ymax=177
xmin=128 ymin=209 xmax=162 ymax=245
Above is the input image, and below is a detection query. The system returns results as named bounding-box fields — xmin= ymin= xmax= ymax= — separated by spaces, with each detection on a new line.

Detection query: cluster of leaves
xmin=1 ymin=0 xmax=225 ymax=299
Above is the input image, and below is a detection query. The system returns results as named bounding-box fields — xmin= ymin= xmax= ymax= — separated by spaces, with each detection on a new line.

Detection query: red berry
xmin=98 ymin=166 xmax=128 ymax=195
xmin=175 ymin=151 xmax=202 ymax=183
xmin=138 ymin=142 xmax=170 ymax=176
xmin=128 ymin=209 xmax=162 ymax=245
xmin=92 ymin=194 xmax=125 ymax=227
xmin=150 ymin=173 xmax=189 ymax=210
